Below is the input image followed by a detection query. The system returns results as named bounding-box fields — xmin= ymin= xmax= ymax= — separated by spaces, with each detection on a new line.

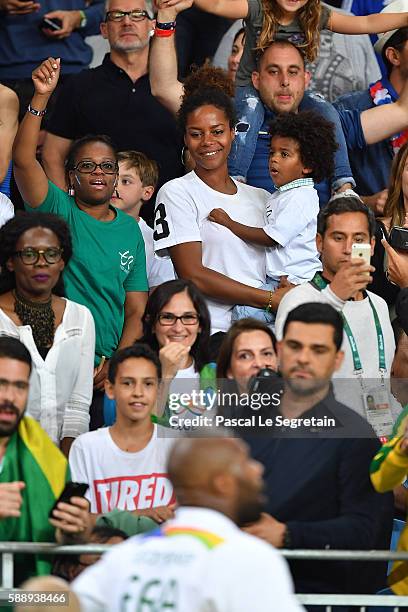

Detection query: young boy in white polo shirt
xmin=209 ymin=111 xmax=337 ymax=323
xmin=112 ymin=150 xmax=174 ymax=291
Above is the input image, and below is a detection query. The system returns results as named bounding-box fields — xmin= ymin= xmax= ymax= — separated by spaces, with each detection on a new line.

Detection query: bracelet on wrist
xmin=265 ymin=290 xmax=273 ymax=313
xmin=154 ymin=26 xmax=175 ymax=38
xmin=156 ymin=20 xmax=176 ymax=30
xmin=27 ymin=104 xmax=47 ymax=117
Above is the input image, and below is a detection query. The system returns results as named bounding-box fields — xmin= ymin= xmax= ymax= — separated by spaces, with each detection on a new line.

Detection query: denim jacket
xmin=228 ymin=84 xmax=355 ymax=206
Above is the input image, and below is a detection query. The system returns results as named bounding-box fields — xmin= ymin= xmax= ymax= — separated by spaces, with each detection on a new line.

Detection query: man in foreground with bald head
xmin=67 ymin=436 xmax=302 ymax=611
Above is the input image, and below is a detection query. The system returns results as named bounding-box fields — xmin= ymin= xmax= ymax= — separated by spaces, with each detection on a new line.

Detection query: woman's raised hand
xmin=32 ymin=57 xmax=61 ymax=96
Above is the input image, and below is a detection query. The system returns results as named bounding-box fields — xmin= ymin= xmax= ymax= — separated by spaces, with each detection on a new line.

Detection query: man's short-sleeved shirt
xmin=72 ymin=507 xmax=302 ymax=612
xmin=153 ymin=172 xmax=269 ymax=333
xmin=25 ymin=182 xmax=148 ymax=362
xmin=46 ymin=55 xmax=183 ymax=190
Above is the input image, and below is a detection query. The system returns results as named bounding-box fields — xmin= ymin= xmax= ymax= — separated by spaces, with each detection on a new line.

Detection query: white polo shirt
xmin=264 ymin=180 xmax=321 ymax=284
xmin=154 ymin=171 xmax=269 ymax=333
xmin=72 ymin=507 xmax=303 ymax=612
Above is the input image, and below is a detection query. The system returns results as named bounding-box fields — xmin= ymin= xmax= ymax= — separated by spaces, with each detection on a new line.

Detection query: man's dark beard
xmin=236 ymin=487 xmax=268 ymax=527
xmin=0 ymin=402 xmax=24 ymax=437
xmin=285 ymin=377 xmax=329 ymax=397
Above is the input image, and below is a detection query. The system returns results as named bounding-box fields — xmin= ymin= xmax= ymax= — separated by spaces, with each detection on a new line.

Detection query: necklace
xmin=13 ymin=290 xmax=55 ymax=349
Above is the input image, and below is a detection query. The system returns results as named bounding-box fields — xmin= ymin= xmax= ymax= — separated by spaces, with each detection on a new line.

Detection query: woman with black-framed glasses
xmin=140 ymin=279 xmax=215 ymax=428
xmin=105 ymin=279 xmax=215 ymax=429
xmin=0 ymin=212 xmax=95 ymax=455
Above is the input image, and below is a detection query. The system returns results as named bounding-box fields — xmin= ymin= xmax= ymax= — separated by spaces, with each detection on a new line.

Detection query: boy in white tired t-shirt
xmin=112 ymin=150 xmax=174 ymax=291
xmin=69 ymin=343 xmax=176 ymax=521
xmin=208 ymin=111 xmax=338 ymax=323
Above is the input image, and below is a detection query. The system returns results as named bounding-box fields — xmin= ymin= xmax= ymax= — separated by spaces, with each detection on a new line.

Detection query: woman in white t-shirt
xmin=153 ymin=67 xmax=287 ymax=334
xmin=0 ymin=212 xmax=95 ymax=453
xmin=139 ymin=279 xmax=215 ymax=428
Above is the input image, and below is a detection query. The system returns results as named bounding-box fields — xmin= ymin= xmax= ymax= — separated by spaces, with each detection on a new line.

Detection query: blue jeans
xmin=231 ymin=278 xmax=279 ymax=326
xmin=228 ymin=83 xmax=355 ymax=192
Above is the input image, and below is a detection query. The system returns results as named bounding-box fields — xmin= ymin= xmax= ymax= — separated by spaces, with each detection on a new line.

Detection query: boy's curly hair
xmin=178 ymin=65 xmax=236 ymax=132
xmin=269 ymin=111 xmax=337 ymax=184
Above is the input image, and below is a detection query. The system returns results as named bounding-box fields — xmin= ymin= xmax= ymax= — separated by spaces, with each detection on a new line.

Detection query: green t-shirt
xmin=25 ymin=182 xmax=148 ymax=363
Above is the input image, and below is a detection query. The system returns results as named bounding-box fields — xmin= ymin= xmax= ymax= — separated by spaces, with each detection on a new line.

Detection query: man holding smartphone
xmin=0 ymin=336 xmax=92 ymax=586
xmin=275 ymin=191 xmax=400 ymax=437
xmin=0 ymin=0 xmax=104 ymax=122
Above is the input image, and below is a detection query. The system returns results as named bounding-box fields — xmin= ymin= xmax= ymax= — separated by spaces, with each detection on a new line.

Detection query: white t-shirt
xmin=0 ymin=192 xmax=14 ymax=228
xmin=69 ymin=425 xmax=176 ymax=513
xmin=166 ymin=362 xmax=202 ymax=428
xmin=154 ymin=171 xmax=269 ymax=333
xmin=264 ymin=184 xmax=322 ymax=284
xmin=138 ymin=217 xmax=175 ymax=289
xmin=72 ymin=507 xmax=303 ymax=612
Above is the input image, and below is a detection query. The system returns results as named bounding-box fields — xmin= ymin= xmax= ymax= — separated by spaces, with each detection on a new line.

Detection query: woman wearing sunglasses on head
xmin=0 ymin=212 xmax=95 ymax=455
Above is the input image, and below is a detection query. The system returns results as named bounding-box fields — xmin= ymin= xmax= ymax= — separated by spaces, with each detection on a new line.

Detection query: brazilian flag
xmin=0 ymin=416 xmax=69 ymax=586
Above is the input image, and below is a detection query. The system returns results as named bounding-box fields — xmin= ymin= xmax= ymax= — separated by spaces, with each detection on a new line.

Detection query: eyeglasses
xmin=105 ymin=9 xmax=150 ymax=22
xmin=157 ymin=313 xmax=200 ymax=326
xmin=73 ymin=161 xmax=118 ymax=175
xmin=13 ymin=247 xmax=63 ymax=265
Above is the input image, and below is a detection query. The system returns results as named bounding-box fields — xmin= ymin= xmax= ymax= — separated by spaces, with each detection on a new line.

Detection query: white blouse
xmin=0 ymin=299 xmax=95 ymax=443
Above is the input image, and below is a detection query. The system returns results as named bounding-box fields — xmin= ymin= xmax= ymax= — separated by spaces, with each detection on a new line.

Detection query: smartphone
xmin=389 ymin=226 xmax=408 ymax=251
xmin=39 ymin=17 xmax=63 ymax=31
xmin=49 ymin=481 xmax=89 ymax=518
xmin=351 ymin=243 xmax=371 ymax=274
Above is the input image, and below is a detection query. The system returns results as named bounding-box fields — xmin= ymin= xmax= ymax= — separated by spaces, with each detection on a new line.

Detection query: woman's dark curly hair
xmin=178 ymin=65 xmax=237 ymax=133
xmin=269 ymin=111 xmax=338 ymax=184
xmin=0 ymin=212 xmax=73 ymax=296
xmin=139 ymin=279 xmax=211 ymax=372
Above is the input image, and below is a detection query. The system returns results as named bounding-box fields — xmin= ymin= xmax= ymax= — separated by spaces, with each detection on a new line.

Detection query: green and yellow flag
xmin=0 ymin=416 xmax=69 ymax=583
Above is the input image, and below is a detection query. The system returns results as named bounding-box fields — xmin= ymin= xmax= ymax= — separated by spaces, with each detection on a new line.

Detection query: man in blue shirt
xmin=233 ymin=41 xmax=356 ymax=208
xmin=334 ymin=4 xmax=408 ymax=213
xmin=150 ymin=1 xmax=408 ymax=209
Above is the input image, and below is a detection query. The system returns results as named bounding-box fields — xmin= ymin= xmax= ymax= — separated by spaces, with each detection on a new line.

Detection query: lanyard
xmin=310 ymin=273 xmax=386 ymax=381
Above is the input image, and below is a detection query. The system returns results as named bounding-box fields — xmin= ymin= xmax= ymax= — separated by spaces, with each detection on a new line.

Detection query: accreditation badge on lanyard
xmin=343 ymin=297 xmax=393 ymax=439
xmin=309 ymin=274 xmax=393 ymax=440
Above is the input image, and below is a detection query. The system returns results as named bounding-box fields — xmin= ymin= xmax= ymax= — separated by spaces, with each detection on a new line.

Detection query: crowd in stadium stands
xmin=5 ymin=0 xmax=408 ymax=610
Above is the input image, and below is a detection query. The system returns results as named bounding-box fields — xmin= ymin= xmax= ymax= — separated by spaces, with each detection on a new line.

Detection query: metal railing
xmin=1 ymin=544 xmax=408 ymax=610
